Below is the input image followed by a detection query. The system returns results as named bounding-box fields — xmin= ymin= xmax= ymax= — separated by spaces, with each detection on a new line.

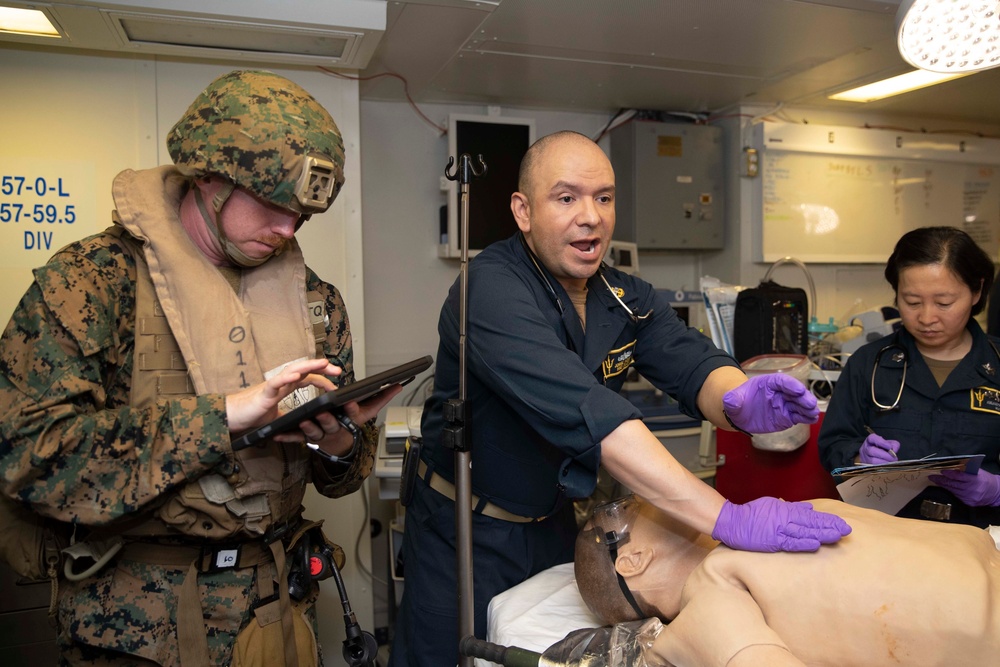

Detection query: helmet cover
xmin=167 ymin=69 xmax=345 ymax=215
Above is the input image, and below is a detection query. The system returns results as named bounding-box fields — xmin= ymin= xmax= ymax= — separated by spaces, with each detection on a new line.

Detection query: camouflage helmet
xmin=167 ymin=69 xmax=345 ymax=215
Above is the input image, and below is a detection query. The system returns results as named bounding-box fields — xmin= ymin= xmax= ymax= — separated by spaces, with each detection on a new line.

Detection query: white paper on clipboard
xmin=834 ymin=454 xmax=985 ymax=515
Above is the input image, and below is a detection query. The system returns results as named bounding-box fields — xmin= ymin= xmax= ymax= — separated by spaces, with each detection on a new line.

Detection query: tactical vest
xmin=108 ymin=225 xmax=329 ymax=540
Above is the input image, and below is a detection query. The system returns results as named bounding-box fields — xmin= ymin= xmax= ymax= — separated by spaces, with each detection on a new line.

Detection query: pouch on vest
xmin=231 ymin=520 xmax=343 ymax=667
xmin=0 ymin=494 xmax=69 ymax=583
xmin=732 ymin=280 xmax=808 ymax=363
xmin=232 ymin=594 xmax=318 ymax=667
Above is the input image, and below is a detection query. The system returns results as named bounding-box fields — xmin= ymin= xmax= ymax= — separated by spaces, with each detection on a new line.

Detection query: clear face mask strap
xmin=594 ymin=497 xmax=646 ymax=620
xmin=604 ymin=533 xmax=647 ymax=620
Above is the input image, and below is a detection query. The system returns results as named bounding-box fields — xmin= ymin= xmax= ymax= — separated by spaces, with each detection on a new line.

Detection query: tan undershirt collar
xmin=567 ymin=284 xmax=588 ymax=331
xmin=923 ymin=355 xmax=961 ymax=388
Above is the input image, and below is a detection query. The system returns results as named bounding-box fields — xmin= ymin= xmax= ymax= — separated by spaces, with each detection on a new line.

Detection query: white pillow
xmin=478 ymin=562 xmax=604 ymax=666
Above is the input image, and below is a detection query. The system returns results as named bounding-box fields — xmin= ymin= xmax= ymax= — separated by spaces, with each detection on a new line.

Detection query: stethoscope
xmin=519 ymin=233 xmax=653 ymax=323
xmin=871 ymin=330 xmax=1000 ymax=411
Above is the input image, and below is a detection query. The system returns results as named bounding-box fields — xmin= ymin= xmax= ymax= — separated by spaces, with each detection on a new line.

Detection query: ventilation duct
xmin=0 ymin=0 xmax=386 ymax=68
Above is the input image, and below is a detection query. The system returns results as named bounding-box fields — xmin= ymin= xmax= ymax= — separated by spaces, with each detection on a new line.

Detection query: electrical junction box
xmin=610 ymin=121 xmax=725 ymax=250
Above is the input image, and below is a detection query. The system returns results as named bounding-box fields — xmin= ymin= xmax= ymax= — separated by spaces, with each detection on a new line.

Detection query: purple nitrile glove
xmin=928 ymin=469 xmax=1000 ymax=507
xmin=859 ymin=433 xmax=901 ymax=464
xmin=711 ymin=497 xmax=852 ymax=553
xmin=722 ymin=373 xmax=819 ymax=434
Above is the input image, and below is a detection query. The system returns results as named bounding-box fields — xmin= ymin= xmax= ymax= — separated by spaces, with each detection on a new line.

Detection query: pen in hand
xmin=865 ymin=425 xmax=898 ymax=460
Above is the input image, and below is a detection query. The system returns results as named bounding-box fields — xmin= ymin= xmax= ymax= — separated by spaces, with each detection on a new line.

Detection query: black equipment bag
xmin=732 ymin=280 xmax=808 ymax=363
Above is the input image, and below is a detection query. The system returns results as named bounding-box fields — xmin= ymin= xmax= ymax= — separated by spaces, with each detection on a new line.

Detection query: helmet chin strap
xmin=193 ymin=182 xmax=273 ymax=268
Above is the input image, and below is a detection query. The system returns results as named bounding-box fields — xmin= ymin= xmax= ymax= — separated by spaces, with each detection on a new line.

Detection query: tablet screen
xmin=231 ymin=355 xmax=433 ymax=451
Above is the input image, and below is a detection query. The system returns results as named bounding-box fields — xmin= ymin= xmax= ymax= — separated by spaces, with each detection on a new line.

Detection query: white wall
xmin=358 ymin=100 xmax=704 ymax=380
xmin=359 ymin=99 xmax=1000 ymax=376
xmin=0 ymin=44 xmax=368 ymax=663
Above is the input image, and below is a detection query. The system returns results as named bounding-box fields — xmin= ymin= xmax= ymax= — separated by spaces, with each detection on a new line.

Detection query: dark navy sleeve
xmin=817 ymin=349 xmax=871 ymax=471
xmin=629 ymin=285 xmax=739 ymax=419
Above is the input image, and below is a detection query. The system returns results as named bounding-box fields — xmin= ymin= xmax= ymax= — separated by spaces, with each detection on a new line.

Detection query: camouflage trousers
xmin=56 ymin=556 xmax=321 ymax=666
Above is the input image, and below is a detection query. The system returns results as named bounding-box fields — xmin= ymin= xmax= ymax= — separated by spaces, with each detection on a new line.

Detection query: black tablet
xmin=231 ymin=355 xmax=433 ymax=451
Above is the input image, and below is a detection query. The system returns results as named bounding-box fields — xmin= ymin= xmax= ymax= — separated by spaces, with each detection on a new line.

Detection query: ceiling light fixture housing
xmin=896 ymin=0 xmax=1000 ymax=73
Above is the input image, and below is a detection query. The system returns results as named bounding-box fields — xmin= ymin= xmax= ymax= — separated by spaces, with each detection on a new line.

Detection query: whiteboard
xmin=753 ymin=124 xmax=1000 ymax=263
xmin=759 ymin=152 xmax=1000 ymax=262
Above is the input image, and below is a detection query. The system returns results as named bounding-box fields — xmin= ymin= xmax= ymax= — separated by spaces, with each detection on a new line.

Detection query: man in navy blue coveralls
xmin=389 ymin=130 xmax=851 ymax=667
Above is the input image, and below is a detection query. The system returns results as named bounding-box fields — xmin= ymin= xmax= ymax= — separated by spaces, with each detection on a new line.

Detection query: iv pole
xmin=444 ymin=152 xmax=487 ymax=667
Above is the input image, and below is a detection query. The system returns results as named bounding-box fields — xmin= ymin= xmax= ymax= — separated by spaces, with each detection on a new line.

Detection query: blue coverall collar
xmin=511 ymin=234 xmax=633 ymax=370
xmin=887 ymin=319 xmax=1000 ymax=388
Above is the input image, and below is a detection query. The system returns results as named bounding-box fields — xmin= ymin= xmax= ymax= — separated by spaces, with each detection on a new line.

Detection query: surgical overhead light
xmin=896 ymin=0 xmax=1000 ymax=73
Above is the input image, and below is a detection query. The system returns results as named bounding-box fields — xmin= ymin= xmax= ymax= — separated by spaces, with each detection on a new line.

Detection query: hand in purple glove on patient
xmin=859 ymin=433 xmax=900 ymax=464
xmin=928 ymin=469 xmax=1000 ymax=507
xmin=722 ymin=373 xmax=819 ymax=434
xmin=711 ymin=497 xmax=851 ymax=552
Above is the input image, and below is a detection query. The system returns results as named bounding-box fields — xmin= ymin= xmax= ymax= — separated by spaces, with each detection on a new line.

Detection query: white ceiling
xmin=358 ymin=0 xmax=1000 ymax=125
xmin=0 ymin=0 xmax=387 ymax=68
xmin=4 ymin=0 xmax=998 ymax=125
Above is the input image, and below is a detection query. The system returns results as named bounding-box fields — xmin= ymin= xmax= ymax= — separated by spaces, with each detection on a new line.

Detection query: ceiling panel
xmin=1 ymin=0 xmax=996 ymax=123
xmin=358 ymin=0 xmax=1000 ymax=125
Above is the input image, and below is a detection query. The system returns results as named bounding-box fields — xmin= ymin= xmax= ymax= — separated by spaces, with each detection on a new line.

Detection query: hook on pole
xmin=445 ymin=153 xmax=488 ymax=184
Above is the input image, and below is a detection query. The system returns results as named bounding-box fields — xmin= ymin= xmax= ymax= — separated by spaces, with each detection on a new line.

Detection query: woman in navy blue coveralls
xmin=819 ymin=226 xmax=1000 ymax=527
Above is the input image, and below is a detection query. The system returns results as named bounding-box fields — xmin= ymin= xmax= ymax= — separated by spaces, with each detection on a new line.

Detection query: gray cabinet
xmin=610 ymin=121 xmax=725 ymax=250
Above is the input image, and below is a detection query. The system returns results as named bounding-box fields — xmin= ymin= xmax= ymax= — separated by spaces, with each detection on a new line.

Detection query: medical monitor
xmin=605 ymin=240 xmax=639 ymax=275
xmin=439 ymin=113 xmax=535 ymax=259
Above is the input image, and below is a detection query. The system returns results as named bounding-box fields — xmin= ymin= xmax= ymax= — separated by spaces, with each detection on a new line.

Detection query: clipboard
xmin=831 ymin=453 xmax=984 ymax=481
xmin=832 ymin=454 xmax=984 ymax=514
xmin=231 ymin=355 xmax=433 ymax=451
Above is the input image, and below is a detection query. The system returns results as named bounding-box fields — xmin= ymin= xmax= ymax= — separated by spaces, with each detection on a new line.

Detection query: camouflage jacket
xmin=0 ymin=199 xmax=377 ymax=530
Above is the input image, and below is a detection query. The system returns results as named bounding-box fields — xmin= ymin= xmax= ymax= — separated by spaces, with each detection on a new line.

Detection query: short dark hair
xmin=574 ymin=523 xmax=647 ymax=624
xmin=884 ymin=226 xmax=994 ymax=316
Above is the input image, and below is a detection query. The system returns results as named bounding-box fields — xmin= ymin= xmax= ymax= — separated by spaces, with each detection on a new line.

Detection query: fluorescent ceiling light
xmin=828 ymin=68 xmax=972 ymax=102
xmin=897 ymin=0 xmax=1000 ymax=73
xmin=0 ymin=7 xmax=59 ymax=37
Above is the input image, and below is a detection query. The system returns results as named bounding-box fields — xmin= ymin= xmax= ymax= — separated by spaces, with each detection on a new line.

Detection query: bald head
xmin=575 ymin=521 xmax=648 ymax=624
xmin=575 ymin=499 xmax=718 ymax=624
xmin=510 ymin=130 xmax=615 ymax=289
xmin=517 ymin=131 xmax=603 ymax=200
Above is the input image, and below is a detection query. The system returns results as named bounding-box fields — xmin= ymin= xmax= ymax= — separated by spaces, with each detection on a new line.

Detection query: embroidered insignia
xmin=971 ymin=386 xmax=1000 ymax=415
xmin=602 ymin=340 xmax=636 ymax=381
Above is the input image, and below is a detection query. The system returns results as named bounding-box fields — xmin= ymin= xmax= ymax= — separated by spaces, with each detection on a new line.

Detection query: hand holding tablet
xmin=230 ymin=355 xmax=433 ymax=452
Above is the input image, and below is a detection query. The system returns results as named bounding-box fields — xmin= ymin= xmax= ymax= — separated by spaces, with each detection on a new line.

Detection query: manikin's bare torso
xmin=666 ymin=499 xmax=1000 ymax=666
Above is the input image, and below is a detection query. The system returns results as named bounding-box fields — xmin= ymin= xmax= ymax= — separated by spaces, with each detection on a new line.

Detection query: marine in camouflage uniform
xmin=0 ymin=70 xmax=382 ymax=665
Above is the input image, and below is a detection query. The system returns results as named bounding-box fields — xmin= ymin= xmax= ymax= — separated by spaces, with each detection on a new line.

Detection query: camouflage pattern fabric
xmin=59 ymin=562 xmax=256 ymax=665
xmin=0 ymin=219 xmax=376 ymax=662
xmin=57 ymin=562 xmax=326 ymax=666
xmin=167 ymin=69 xmax=346 ymax=215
